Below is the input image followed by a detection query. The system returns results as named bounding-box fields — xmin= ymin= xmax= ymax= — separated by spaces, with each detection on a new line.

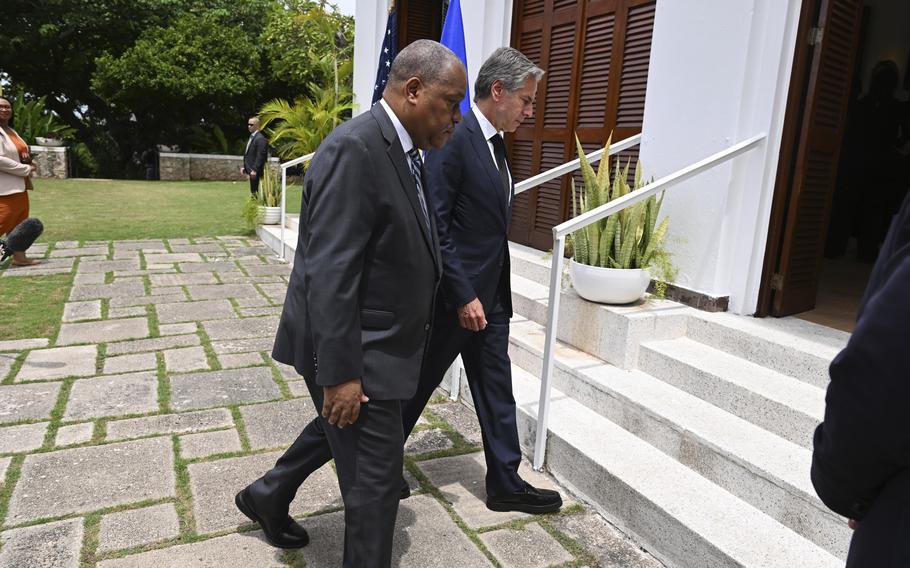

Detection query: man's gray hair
xmin=474 ymin=47 xmax=544 ymax=101
xmin=389 ymin=39 xmax=463 ymax=86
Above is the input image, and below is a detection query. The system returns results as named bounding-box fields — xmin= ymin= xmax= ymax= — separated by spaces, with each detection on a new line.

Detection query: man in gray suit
xmin=235 ymin=40 xmax=467 ymax=567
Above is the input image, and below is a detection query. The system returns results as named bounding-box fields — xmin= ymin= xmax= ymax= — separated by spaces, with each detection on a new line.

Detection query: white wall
xmin=353 ymin=0 xmax=514 ymax=116
xmin=639 ymin=0 xmax=805 ymax=313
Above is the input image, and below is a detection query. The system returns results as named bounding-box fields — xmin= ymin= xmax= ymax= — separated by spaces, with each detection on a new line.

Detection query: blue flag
xmin=440 ymin=0 xmax=470 ymax=114
xmin=372 ymin=6 xmax=398 ymax=105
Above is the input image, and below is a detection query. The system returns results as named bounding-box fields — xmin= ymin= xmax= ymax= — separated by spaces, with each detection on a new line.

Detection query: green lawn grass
xmin=0 ymin=273 xmax=72 ymax=340
xmin=27 ymin=178 xmax=303 ymax=242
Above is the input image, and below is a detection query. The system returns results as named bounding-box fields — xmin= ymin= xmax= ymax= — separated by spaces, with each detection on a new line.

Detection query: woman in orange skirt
xmin=0 ymin=96 xmax=40 ymax=266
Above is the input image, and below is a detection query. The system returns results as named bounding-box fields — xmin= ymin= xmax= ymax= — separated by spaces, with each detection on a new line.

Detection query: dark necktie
xmin=406 ymin=148 xmax=432 ymax=234
xmin=489 ymin=133 xmax=511 ymax=205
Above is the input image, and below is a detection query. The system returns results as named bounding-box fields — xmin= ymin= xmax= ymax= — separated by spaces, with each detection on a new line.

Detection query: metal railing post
xmin=280 ymin=166 xmax=288 ymax=261
xmin=533 ymin=233 xmax=566 ymax=471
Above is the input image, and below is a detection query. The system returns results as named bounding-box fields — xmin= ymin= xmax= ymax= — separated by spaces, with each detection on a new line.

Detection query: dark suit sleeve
xmin=426 ymin=140 xmax=476 ymax=309
xmin=811 ymin=238 xmax=910 ymax=520
xmin=252 ymin=136 xmax=268 ymax=174
xmin=302 ymin=134 xmax=376 ymax=386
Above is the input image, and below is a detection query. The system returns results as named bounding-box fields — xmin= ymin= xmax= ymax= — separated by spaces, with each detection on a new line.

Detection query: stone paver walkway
xmin=0 ymin=237 xmax=661 ymax=567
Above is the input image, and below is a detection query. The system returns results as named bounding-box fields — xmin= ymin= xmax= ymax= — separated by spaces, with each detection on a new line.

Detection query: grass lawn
xmin=26 ymin=178 xmax=303 ymax=242
xmin=0 ymin=273 xmax=72 ymax=340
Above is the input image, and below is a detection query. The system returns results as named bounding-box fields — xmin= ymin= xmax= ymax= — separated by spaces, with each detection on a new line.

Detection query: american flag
xmin=372 ymin=4 xmax=398 ymax=105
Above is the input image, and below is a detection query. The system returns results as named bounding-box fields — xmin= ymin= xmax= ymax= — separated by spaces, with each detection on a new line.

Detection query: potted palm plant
xmin=257 ymin=167 xmax=281 ymax=225
xmin=568 ymin=135 xmax=676 ymax=304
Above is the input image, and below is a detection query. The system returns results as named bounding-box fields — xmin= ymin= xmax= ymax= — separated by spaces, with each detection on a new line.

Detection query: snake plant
xmin=569 ymin=134 xmax=675 ymax=290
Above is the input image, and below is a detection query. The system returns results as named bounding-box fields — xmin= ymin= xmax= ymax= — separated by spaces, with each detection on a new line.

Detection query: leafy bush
xmin=10 ymin=95 xmax=75 ymax=144
xmin=241 ymin=196 xmax=262 ymax=232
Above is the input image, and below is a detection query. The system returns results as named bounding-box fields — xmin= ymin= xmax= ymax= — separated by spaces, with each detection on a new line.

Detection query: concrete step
xmin=507 ymin=316 xmax=850 ymax=559
xmin=509 ymin=363 xmax=842 ymax=568
xmin=510 ymin=273 xmax=689 ymax=369
xmin=286 ymin=214 xmax=299 ymax=232
xmin=508 ymin=242 xmax=552 ymax=286
xmin=256 ymin=224 xmax=296 ymax=261
xmin=685 ymin=311 xmax=848 ymax=389
xmin=638 ymin=338 xmax=825 ymax=449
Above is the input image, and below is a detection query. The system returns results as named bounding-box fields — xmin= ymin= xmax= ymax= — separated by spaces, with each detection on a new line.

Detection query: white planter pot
xmin=259 ymin=206 xmax=281 ymax=225
xmin=35 ymin=137 xmax=65 ymax=147
xmin=569 ymin=259 xmax=651 ymax=304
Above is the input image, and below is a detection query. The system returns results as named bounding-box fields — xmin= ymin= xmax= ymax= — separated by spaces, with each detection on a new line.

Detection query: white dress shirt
xmin=379 ymin=98 xmax=415 ymax=157
xmin=472 ymin=105 xmax=512 ymax=202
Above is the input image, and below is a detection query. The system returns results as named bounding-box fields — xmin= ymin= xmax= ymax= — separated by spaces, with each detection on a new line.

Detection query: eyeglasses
xmin=247 ymin=123 xmax=256 ymax=126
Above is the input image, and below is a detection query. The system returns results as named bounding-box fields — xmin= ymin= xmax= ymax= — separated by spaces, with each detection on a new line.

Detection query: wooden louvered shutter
xmin=398 ymin=0 xmax=443 ymax=50
xmin=771 ymin=0 xmax=862 ymax=315
xmin=508 ymin=0 xmax=656 ymax=249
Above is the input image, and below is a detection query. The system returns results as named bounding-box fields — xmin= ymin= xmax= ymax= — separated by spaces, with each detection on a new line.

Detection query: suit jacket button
xmin=424 ymin=323 xmax=431 ymax=331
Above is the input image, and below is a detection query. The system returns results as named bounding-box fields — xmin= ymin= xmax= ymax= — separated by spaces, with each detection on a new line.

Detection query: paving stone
xmin=210 ymin=337 xmax=275 ymax=354
xmin=144 ymin=252 xmax=204 ymax=264
xmin=150 ymin=285 xmax=185 ymax=296
xmin=97 ymin=531 xmax=283 ymax=568
xmin=55 ymin=422 xmax=94 ymax=447
xmin=257 ymin=283 xmax=287 ymax=304
xmin=0 ymin=421 xmax=49 ymax=453
xmin=54 ymin=240 xmax=80 ymax=249
xmin=106 ymin=334 xmax=200 ymax=355
xmin=113 ymin=240 xmax=167 ymax=251
xmin=554 ymin=511 xmax=662 ymax=567
xmin=166 ymin=238 xmax=191 ymax=245
xmin=273 ymin=360 xmax=300 ymax=380
xmin=202 ymin=316 xmax=278 ymax=340
xmin=287 ymin=380 xmax=310 ymax=397
xmin=242 ymin=263 xmax=291 ymax=277
xmin=107 ymin=305 xmax=147 ymax=319
xmin=0 ymin=338 xmax=48 ymax=351
xmin=77 ymin=258 xmax=140 ymax=273
xmin=157 ymin=299 xmax=236 ymax=324
xmin=240 ymin=398 xmax=315 ymax=450
xmin=103 ymin=352 xmax=157 ymax=374
xmin=0 ymin=353 xmax=16 ymax=381
xmin=418 ymin=452 xmax=570 ymax=529
xmin=146 ymin=263 xmax=175 ymax=270
xmin=109 ymin=293 xmax=186 ymax=307
xmin=170 ymin=244 xmax=225 ymax=254
xmin=405 ymin=428 xmax=454 ymax=456
xmin=171 ymin=367 xmax=281 ymax=411
xmin=107 ymin=408 xmax=234 ymax=440
xmin=163 ymin=346 xmax=209 ymax=373
xmin=0 ymin=518 xmax=83 ymax=568
xmin=178 ymin=260 xmax=241 ymax=273
xmin=158 ymin=322 xmax=197 ymax=336
xmin=233 ymin=295 xmax=271 ymax=307
xmin=180 ymin=429 xmax=242 ymax=459
xmin=98 ymin=503 xmax=180 ymax=552
xmin=49 ymin=246 xmax=109 ymax=258
xmin=57 ymin=317 xmax=149 ymax=346
xmin=1 ymin=256 xmax=75 ymax=276
xmin=16 ymin=345 xmax=97 ymax=382
xmin=428 ymin=402 xmax=484 ymax=447
xmin=188 ymin=452 xmax=341 ymax=533
xmin=0 ymin=456 xmax=10 ymax=480
xmin=73 ymin=272 xmax=105 ymax=285
xmin=149 ymin=272 xmax=216 ymax=286
xmin=186 ymin=283 xmax=259 ymax=301
xmin=238 ymin=307 xmax=284 ymax=317
xmin=0 ymin=382 xmax=62 ymax=422
xmin=221 ymin=275 xmax=286 ymax=285
xmin=112 ymin=250 xmax=141 ymax=260
xmin=301 ymin=495 xmax=493 ymax=567
xmin=479 ymin=522 xmax=574 ymax=568
xmin=7 ymin=437 xmax=175 ymax=524
xmin=70 ymin=280 xmax=146 ymax=301
xmin=218 ymin=352 xmax=264 ymax=369
xmin=62 ymin=300 xmax=102 ymax=322
xmin=64 ymin=371 xmax=159 ymax=420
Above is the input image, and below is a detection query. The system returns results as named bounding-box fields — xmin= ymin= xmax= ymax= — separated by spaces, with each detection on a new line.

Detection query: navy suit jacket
xmin=425 ymin=109 xmax=513 ymax=316
xmin=812 ymin=190 xmax=910 ymax=521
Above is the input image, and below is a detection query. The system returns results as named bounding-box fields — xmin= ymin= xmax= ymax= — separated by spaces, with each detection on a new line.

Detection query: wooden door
xmin=761 ymin=0 xmax=863 ymax=316
xmin=508 ymin=0 xmax=656 ymax=250
xmin=397 ymin=0 xmax=444 ymax=50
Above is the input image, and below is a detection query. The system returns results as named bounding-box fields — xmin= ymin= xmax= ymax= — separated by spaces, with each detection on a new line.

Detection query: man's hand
xmin=250 ymin=170 xmax=258 ymax=178
xmin=322 ymin=378 xmax=370 ymax=428
xmin=240 ymin=167 xmax=246 ymax=176
xmin=458 ymin=298 xmax=487 ymax=331
xmin=848 ymin=519 xmax=858 ymax=530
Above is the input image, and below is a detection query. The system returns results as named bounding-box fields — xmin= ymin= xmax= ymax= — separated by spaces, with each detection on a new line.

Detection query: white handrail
xmin=514 ymin=134 xmax=642 ymax=196
xmin=531 ymin=132 xmax=767 ymax=470
xmin=279 ymin=152 xmax=315 ymax=260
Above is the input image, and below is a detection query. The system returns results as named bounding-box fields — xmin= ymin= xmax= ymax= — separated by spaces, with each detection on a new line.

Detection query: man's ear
xmin=490 ymin=80 xmax=504 ymax=103
xmin=405 ymin=77 xmax=422 ymax=105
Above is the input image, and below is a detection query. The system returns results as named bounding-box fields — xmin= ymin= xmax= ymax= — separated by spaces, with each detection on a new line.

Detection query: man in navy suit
xmin=812 ymin=190 xmax=910 ymax=567
xmin=400 ymin=47 xmax=562 ymax=514
xmin=242 ymin=116 xmax=269 ymax=196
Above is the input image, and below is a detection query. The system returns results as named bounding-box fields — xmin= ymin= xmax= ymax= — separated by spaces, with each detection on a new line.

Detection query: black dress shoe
xmin=400 ymin=477 xmax=411 ymax=500
xmin=486 ymin=482 xmax=563 ymax=514
xmin=235 ymin=487 xmax=310 ymax=549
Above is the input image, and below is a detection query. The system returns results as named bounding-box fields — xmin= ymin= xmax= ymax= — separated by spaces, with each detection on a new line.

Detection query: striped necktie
xmin=406 ymin=148 xmax=432 ymax=234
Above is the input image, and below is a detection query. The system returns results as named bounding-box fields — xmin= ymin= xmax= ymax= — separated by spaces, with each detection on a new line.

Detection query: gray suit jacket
xmin=272 ymin=104 xmax=442 ymax=400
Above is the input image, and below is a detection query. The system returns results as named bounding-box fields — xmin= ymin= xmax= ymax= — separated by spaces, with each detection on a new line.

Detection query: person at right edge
xmin=812 ymin=188 xmax=910 ymax=567
xmin=399 ymin=47 xmax=562 ymax=514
